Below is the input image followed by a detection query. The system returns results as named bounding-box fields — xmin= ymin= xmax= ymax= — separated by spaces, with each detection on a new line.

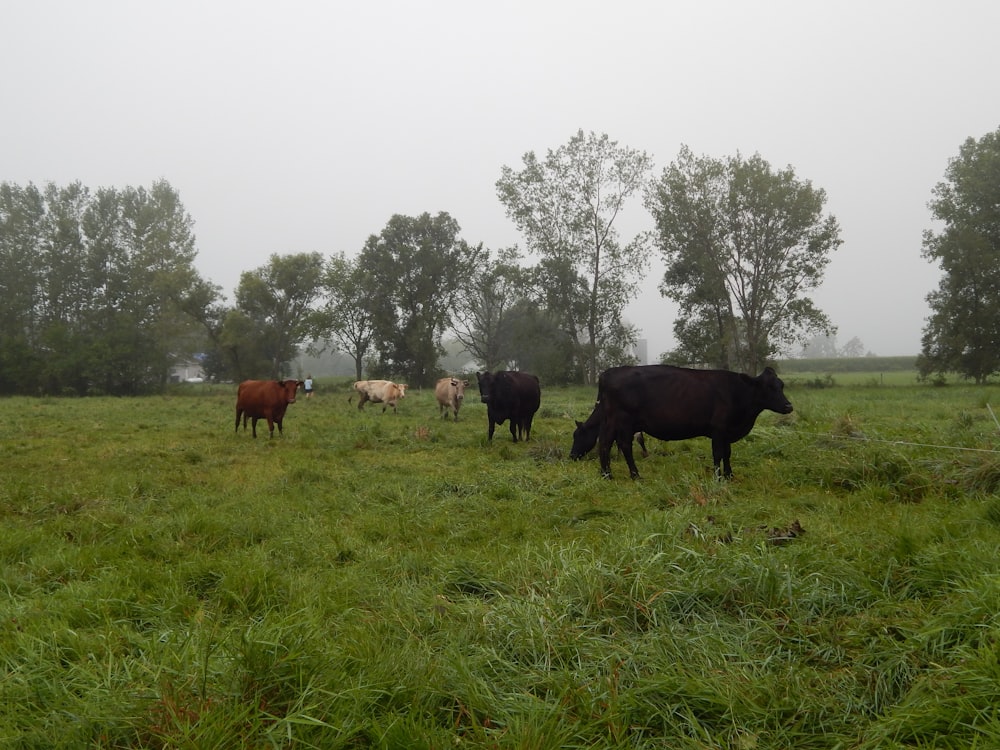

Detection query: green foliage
xmin=646 ymin=146 xmax=842 ymax=372
xmin=229 ymin=252 xmax=324 ymax=379
xmin=919 ymin=126 xmax=1000 ymax=384
xmin=502 ymin=299 xmax=579 ymax=384
xmin=0 ymin=179 xmax=215 ymax=395
xmin=358 ymin=212 xmax=481 ymax=386
xmin=3 ymin=380 xmax=1000 ymax=747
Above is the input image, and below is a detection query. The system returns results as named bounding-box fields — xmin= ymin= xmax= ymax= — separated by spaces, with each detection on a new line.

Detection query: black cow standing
xmin=476 ymin=371 xmax=541 ymax=442
xmin=571 ymin=365 xmax=793 ymax=479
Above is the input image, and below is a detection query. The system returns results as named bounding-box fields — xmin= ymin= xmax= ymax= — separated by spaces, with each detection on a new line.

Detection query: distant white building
xmin=169 ymin=355 xmax=206 ymax=383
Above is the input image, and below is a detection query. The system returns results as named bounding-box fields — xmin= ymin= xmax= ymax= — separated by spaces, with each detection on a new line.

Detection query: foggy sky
xmin=4 ymin=1 xmax=998 ymax=359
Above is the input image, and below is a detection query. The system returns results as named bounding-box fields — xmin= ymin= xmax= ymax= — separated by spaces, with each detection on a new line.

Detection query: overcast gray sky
xmin=4 ymin=1 xmax=998 ymax=359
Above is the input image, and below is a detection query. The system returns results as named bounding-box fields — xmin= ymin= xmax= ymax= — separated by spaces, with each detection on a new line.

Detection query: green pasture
xmin=2 ymin=378 xmax=1000 ymax=748
xmin=782 ymin=370 xmax=923 ymax=387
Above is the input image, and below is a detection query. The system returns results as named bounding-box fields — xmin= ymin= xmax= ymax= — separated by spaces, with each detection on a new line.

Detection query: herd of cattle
xmin=234 ymin=365 xmax=794 ymax=479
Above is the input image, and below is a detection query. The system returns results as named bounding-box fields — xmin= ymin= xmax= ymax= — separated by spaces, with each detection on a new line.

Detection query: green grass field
xmin=3 ymin=378 xmax=1000 ymax=748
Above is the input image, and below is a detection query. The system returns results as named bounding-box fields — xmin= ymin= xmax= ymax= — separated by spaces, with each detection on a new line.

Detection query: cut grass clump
xmin=962 ymin=455 xmax=1000 ymax=494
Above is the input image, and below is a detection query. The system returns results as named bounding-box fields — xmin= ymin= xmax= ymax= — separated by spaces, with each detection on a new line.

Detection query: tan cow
xmin=435 ymin=376 xmax=469 ymax=421
xmin=349 ymin=379 xmax=408 ymax=413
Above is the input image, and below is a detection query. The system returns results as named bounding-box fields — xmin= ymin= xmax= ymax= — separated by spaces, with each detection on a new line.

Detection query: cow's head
xmin=569 ymin=404 xmax=602 ymax=459
xmin=397 ymin=384 xmax=408 ymax=398
xmin=755 ymin=367 xmax=793 ymax=415
xmin=278 ymin=379 xmax=302 ymax=403
xmin=475 ymin=371 xmax=494 ymax=404
xmin=451 ymin=378 xmax=468 ymax=401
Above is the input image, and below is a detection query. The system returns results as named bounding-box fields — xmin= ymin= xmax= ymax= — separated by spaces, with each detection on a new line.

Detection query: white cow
xmin=350 ymin=379 xmax=408 ymax=413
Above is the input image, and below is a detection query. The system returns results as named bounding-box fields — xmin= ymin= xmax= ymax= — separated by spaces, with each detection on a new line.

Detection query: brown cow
xmin=435 ymin=376 xmax=469 ymax=421
xmin=349 ymin=379 xmax=408 ymax=413
xmin=235 ymin=379 xmax=302 ymax=438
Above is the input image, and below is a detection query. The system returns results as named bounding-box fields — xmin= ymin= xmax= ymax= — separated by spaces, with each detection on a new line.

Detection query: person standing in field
xmin=304 ymin=375 xmax=314 ymax=398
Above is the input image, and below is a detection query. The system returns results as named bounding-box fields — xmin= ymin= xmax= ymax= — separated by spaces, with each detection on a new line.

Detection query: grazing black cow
xmin=475 ymin=370 xmax=541 ymax=442
xmin=576 ymin=365 xmax=792 ymax=479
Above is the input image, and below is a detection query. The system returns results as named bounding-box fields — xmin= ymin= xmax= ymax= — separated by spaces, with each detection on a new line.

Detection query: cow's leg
xmin=357 ymin=393 xmax=368 ymax=411
xmin=235 ymin=409 xmax=242 ymax=434
xmin=597 ymin=422 xmax=615 ymax=479
xmin=618 ymin=430 xmax=641 ymax=480
xmin=711 ymin=439 xmax=733 ymax=479
xmin=487 ymin=419 xmax=496 ymax=441
xmin=523 ymin=417 xmax=533 ymax=442
xmin=637 ymin=432 xmax=649 ymax=458
xmin=251 ymin=416 xmax=259 ymax=438
xmin=509 ymin=420 xmax=518 ymax=442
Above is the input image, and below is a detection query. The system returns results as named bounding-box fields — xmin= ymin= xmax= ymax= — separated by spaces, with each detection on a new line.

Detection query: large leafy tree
xmin=357 ymin=212 xmax=481 ymax=387
xmin=98 ymin=182 xmax=204 ymax=393
xmin=232 ymin=252 xmax=324 ymax=379
xmin=450 ymin=246 xmax=526 ymax=372
xmin=497 ymin=130 xmax=652 ymax=383
xmin=646 ymin=146 xmax=841 ymax=373
xmin=308 ymin=252 xmax=376 ymax=381
xmin=918 ymin=127 xmax=1000 ymax=384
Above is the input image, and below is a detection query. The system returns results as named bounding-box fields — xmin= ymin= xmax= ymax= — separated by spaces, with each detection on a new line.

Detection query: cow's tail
xmin=594 ymin=371 xmax=610 ymax=413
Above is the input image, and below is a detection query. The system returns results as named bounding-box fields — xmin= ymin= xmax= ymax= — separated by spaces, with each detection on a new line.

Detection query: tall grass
xmin=2 ymin=380 xmax=1000 ymax=747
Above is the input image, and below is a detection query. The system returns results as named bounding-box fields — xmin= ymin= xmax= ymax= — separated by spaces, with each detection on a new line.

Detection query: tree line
xmin=2 ymin=128 xmax=996 ymax=395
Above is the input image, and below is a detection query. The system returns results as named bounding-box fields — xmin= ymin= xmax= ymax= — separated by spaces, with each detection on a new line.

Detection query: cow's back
xmin=491 ymin=372 xmax=537 ymax=414
xmin=237 ymin=380 xmax=277 ymax=410
xmin=601 ymin=366 xmax=731 ymax=431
